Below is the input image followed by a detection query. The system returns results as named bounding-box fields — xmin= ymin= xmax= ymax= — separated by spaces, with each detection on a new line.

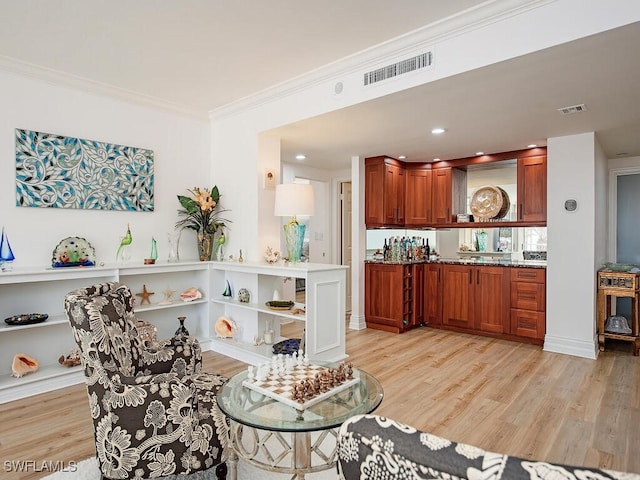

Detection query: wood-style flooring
xmin=1 ymin=322 xmax=638 ymax=479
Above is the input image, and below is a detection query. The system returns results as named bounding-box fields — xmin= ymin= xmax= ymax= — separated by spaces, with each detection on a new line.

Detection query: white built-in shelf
xmin=0 ymin=315 xmax=68 ymax=333
xmin=134 ymin=298 xmax=208 ymax=313
xmin=209 ymin=336 xmax=290 ymax=366
xmin=211 ymin=297 xmax=306 ymax=322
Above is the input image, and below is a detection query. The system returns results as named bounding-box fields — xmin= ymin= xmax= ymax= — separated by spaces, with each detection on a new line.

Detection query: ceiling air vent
xmin=364 ymin=52 xmax=432 ymax=86
xmin=557 ymin=103 xmax=587 ymax=115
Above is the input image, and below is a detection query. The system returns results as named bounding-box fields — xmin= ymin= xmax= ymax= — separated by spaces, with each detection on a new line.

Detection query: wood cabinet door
xmin=425 ymin=264 xmax=442 ymax=326
xmin=474 ymin=266 xmax=510 ymax=334
xmin=518 ymin=155 xmax=547 ymax=222
xmin=405 ymin=167 xmax=432 ymax=226
xmin=365 ymin=161 xmax=385 ymax=226
xmin=383 ymin=164 xmax=405 ymax=225
xmin=411 ymin=263 xmax=425 ymax=327
xmin=365 ymin=263 xmax=404 ymax=329
xmin=442 ymin=264 xmax=474 ymax=328
xmin=432 ymin=168 xmax=452 ymax=224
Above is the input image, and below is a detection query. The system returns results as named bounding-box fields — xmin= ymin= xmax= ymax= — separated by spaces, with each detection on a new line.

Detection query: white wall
xmin=545 ymin=133 xmax=598 ymax=358
xmin=209 ymin=0 xmax=640 ymax=338
xmin=0 ymin=70 xmax=210 ymax=268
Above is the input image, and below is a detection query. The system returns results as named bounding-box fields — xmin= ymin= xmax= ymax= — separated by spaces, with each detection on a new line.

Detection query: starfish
xmin=158 ymin=286 xmax=176 ymax=305
xmin=136 ymin=284 xmax=154 ymax=305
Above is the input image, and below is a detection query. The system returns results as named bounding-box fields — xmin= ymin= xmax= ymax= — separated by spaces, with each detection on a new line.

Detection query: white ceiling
xmin=1 ymin=1 xmax=639 ymax=170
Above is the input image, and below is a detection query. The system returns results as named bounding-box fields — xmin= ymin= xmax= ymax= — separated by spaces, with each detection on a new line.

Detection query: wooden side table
xmin=597 ymin=270 xmax=640 ymax=356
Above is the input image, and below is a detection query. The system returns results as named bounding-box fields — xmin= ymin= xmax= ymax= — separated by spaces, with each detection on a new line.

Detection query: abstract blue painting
xmin=15 ymin=129 xmax=154 ymax=211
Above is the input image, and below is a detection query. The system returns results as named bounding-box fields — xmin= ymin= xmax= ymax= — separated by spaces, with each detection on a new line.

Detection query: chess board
xmin=242 ymin=363 xmax=360 ymax=411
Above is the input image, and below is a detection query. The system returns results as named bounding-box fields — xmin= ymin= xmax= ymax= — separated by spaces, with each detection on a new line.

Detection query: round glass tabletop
xmin=216 ymin=365 xmax=384 ymax=432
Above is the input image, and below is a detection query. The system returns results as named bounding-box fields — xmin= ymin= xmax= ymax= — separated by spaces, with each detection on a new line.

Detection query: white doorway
xmin=341 ymin=181 xmax=352 ymax=312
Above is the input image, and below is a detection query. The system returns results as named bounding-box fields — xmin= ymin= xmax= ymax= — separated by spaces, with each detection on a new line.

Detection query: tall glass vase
xmin=283 ymin=221 xmax=306 ymax=262
xmin=475 ymin=231 xmax=489 ymax=252
xmin=197 ymin=233 xmax=214 ymax=261
xmin=167 ymin=231 xmax=181 ymax=263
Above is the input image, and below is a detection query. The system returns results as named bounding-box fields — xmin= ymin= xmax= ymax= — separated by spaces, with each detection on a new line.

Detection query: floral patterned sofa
xmin=64 ymin=282 xmax=229 ymax=479
xmin=337 ymin=414 xmax=639 ymax=480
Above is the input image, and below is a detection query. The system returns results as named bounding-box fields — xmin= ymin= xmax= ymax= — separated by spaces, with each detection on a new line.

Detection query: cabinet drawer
xmin=511 ymin=281 xmax=545 ymax=311
xmin=511 ymin=268 xmax=545 ymax=283
xmin=511 ymin=309 xmax=545 ymax=339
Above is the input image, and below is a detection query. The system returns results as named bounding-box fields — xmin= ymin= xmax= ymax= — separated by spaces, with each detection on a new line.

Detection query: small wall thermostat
xmin=564 ymin=199 xmax=578 ymax=212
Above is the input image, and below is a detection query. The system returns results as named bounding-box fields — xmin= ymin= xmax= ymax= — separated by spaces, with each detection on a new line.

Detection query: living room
xmin=0 ymin=1 xmax=639 ymax=478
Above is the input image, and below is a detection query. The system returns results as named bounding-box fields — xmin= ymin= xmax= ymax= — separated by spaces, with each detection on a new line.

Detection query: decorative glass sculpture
xmin=175 ymin=316 xmax=190 ymax=337
xmin=0 ymin=227 xmax=16 ymax=272
xmin=150 ymin=237 xmax=158 ymax=261
xmin=116 ymin=224 xmax=133 ymax=264
xmin=222 ymin=280 xmax=232 ymax=297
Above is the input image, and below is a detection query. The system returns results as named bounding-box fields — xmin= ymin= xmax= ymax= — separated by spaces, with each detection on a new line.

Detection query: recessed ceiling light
xmin=398 ymin=155 xmax=406 ymax=159
xmin=475 ymin=152 xmax=484 ymax=156
xmin=431 ymin=127 xmax=446 ymax=134
xmin=433 ymin=158 xmax=441 ymax=162
xmin=527 ymin=144 xmax=537 ymax=148
xmin=295 ymin=154 xmax=306 ymax=160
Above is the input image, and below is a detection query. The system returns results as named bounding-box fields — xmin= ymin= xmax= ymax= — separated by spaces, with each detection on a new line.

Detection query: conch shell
xmin=180 ymin=287 xmax=202 ymax=302
xmin=12 ymin=353 xmax=39 ymax=378
xmin=215 ymin=316 xmax=236 ymax=338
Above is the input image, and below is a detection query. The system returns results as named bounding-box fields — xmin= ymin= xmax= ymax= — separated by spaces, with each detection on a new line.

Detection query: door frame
xmin=607 ymin=165 xmax=640 ymax=261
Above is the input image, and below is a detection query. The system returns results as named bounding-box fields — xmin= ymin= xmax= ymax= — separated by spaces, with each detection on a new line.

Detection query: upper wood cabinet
xmin=432 ymin=167 xmax=466 ymax=224
xmin=517 ymin=155 xmax=547 ymax=222
xmin=365 ymin=157 xmax=405 ymax=227
xmin=365 ymin=148 xmax=546 ymax=228
xmin=405 ymin=166 xmax=432 ymax=226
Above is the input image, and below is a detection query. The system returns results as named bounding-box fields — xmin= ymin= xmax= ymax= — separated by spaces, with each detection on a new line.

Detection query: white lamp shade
xmin=274 ymin=183 xmax=315 ymax=217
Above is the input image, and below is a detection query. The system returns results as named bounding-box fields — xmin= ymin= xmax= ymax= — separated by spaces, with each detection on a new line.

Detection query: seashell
xmin=12 ymin=353 xmax=39 ymax=378
xmin=215 ymin=316 xmax=236 ymax=338
xmin=180 ymin=287 xmax=202 ymax=302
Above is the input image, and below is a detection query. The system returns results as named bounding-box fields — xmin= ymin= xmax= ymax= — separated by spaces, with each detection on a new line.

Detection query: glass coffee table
xmin=217 ymin=364 xmax=383 ymax=480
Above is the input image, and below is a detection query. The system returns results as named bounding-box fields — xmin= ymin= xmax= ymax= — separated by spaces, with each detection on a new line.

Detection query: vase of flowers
xmin=176 ymin=186 xmax=229 ymax=261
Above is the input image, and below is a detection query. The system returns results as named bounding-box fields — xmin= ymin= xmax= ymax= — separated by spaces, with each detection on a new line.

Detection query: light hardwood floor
xmin=1 ymin=323 xmax=638 ymax=479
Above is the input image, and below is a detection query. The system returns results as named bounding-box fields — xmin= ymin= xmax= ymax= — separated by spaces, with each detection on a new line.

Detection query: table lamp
xmin=274 ymin=183 xmax=314 ymax=262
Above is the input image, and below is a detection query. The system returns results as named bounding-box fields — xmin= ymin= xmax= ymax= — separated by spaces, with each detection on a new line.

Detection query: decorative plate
xmin=5 ymin=313 xmax=49 ymax=326
xmin=470 ymin=185 xmax=510 ymax=221
xmin=272 ymin=338 xmax=301 ymax=355
xmin=265 ymin=300 xmax=294 ymax=311
xmin=470 ymin=185 xmax=503 ymax=221
xmin=52 ymin=237 xmax=96 ymax=268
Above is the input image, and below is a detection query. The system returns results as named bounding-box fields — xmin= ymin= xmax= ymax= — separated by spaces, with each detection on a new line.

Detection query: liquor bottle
xmin=425 ymin=238 xmax=431 ymax=259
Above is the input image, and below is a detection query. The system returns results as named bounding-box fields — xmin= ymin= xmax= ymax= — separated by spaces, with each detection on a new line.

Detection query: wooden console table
xmin=597 ymin=269 xmax=640 ymax=356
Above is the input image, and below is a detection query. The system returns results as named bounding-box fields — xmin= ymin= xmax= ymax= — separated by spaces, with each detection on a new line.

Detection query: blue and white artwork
xmin=15 ymin=128 xmax=154 ymax=211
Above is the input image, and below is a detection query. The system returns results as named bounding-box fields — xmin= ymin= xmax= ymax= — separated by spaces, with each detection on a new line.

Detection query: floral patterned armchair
xmin=337 ymin=414 xmax=639 ymax=480
xmin=64 ymin=282 xmax=229 ymax=479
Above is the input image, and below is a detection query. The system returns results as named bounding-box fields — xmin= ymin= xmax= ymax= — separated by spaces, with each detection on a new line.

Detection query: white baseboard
xmin=348 ymin=314 xmax=366 ymax=330
xmin=543 ymin=334 xmax=598 ymax=359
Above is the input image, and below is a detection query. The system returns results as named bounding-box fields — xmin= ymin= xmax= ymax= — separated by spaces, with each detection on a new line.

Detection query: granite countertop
xmin=365 ymin=257 xmax=546 ymax=269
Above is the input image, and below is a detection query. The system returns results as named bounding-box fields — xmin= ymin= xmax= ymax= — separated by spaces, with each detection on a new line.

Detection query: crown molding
xmin=0 ymin=55 xmax=208 ymax=121
xmin=208 ymin=0 xmax=553 ymax=121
